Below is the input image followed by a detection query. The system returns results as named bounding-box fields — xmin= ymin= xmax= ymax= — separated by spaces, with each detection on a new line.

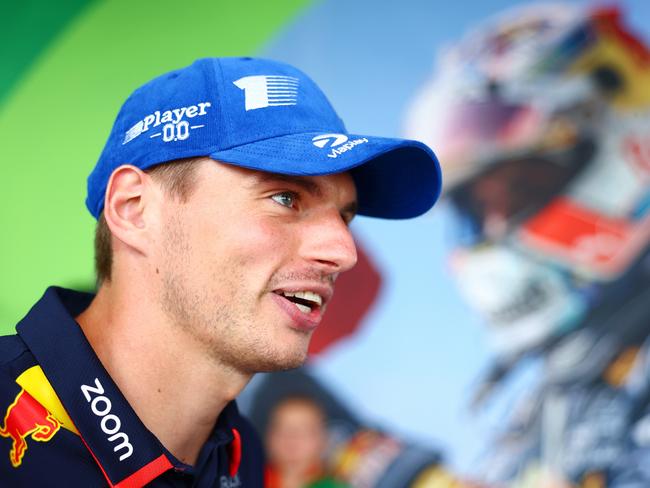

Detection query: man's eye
xmin=271 ymin=192 xmax=297 ymax=208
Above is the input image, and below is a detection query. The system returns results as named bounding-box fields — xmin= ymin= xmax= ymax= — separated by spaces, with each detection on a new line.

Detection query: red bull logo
xmin=0 ymin=389 xmax=60 ymax=467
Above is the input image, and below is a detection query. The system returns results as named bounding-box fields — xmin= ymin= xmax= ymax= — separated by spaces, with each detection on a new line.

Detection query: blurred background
xmin=3 ymin=1 xmax=650 ymax=486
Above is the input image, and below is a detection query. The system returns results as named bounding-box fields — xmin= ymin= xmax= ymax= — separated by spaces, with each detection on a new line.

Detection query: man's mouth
xmin=274 ymin=290 xmax=323 ymax=314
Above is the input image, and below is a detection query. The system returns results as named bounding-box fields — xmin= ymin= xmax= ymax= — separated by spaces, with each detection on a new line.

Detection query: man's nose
xmin=303 ymin=211 xmax=358 ymax=274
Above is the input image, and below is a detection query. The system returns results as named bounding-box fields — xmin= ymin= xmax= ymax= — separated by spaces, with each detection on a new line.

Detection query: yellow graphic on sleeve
xmin=15 ymin=366 xmax=78 ymax=435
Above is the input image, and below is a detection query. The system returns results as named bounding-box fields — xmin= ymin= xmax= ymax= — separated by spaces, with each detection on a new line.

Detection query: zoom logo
xmin=81 ymin=378 xmax=134 ymax=461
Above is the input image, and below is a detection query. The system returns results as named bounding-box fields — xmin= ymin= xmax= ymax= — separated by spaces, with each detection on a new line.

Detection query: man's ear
xmin=103 ymin=165 xmax=155 ymax=255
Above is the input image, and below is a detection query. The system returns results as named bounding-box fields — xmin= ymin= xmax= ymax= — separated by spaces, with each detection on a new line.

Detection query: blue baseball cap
xmin=86 ymin=57 xmax=442 ymax=219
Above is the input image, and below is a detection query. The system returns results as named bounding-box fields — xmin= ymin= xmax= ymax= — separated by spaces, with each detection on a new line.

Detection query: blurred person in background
xmin=406 ymin=3 xmax=650 ymax=487
xmin=250 ymin=368 xmax=482 ymax=488
xmin=265 ymin=395 xmax=350 ymax=488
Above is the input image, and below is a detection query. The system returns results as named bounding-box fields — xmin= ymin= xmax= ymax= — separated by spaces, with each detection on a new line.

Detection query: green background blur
xmin=1 ymin=0 xmax=309 ymax=332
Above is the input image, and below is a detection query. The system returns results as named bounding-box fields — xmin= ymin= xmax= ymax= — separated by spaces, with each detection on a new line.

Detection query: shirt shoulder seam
xmin=0 ymin=339 xmax=30 ymax=369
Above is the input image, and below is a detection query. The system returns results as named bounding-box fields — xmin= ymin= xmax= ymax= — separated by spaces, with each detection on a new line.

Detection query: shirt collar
xmin=16 ymin=287 xmax=241 ymax=486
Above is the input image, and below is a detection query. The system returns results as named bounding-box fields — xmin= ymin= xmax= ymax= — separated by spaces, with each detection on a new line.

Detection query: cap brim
xmin=210 ymin=132 xmax=442 ymax=219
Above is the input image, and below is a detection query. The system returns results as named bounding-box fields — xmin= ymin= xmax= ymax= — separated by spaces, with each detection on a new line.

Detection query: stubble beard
xmin=161 ymin=275 xmax=309 ymax=374
xmin=159 ymin=218 xmax=310 ymax=374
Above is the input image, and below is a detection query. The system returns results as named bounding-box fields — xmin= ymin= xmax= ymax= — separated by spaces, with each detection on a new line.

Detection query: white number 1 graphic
xmin=233 ymin=75 xmax=299 ymax=111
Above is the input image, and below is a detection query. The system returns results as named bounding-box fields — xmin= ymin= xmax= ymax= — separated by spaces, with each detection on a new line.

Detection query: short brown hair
xmin=94 ymin=157 xmax=202 ymax=285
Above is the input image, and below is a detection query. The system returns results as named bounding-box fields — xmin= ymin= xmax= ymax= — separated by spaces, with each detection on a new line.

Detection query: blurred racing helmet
xmin=405 ymin=4 xmax=650 ymax=358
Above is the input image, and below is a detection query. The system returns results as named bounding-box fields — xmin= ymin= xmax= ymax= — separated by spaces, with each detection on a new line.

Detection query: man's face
xmin=155 ymin=159 xmax=358 ymax=373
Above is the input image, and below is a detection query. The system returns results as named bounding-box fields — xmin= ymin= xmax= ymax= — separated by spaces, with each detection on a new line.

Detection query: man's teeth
xmin=294 ymin=303 xmax=312 ymax=314
xmin=281 ymin=291 xmax=323 ymax=307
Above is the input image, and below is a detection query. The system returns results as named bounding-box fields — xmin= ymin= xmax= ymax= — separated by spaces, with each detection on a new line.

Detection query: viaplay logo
xmin=312 ymin=133 xmax=368 ymax=159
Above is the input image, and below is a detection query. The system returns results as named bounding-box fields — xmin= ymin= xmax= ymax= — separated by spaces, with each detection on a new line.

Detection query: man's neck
xmin=75 ymin=282 xmax=252 ymax=465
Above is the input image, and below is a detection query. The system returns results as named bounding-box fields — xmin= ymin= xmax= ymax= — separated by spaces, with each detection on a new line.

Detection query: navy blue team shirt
xmin=0 ymin=287 xmax=264 ymax=487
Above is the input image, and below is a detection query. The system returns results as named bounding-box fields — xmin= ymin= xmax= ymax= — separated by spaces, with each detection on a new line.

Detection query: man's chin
xmin=239 ymin=348 xmax=309 ymax=374
xmin=252 ymin=355 xmax=308 ymax=374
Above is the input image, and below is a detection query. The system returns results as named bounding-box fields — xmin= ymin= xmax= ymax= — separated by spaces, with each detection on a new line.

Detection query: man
xmin=0 ymin=57 xmax=441 ymax=486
